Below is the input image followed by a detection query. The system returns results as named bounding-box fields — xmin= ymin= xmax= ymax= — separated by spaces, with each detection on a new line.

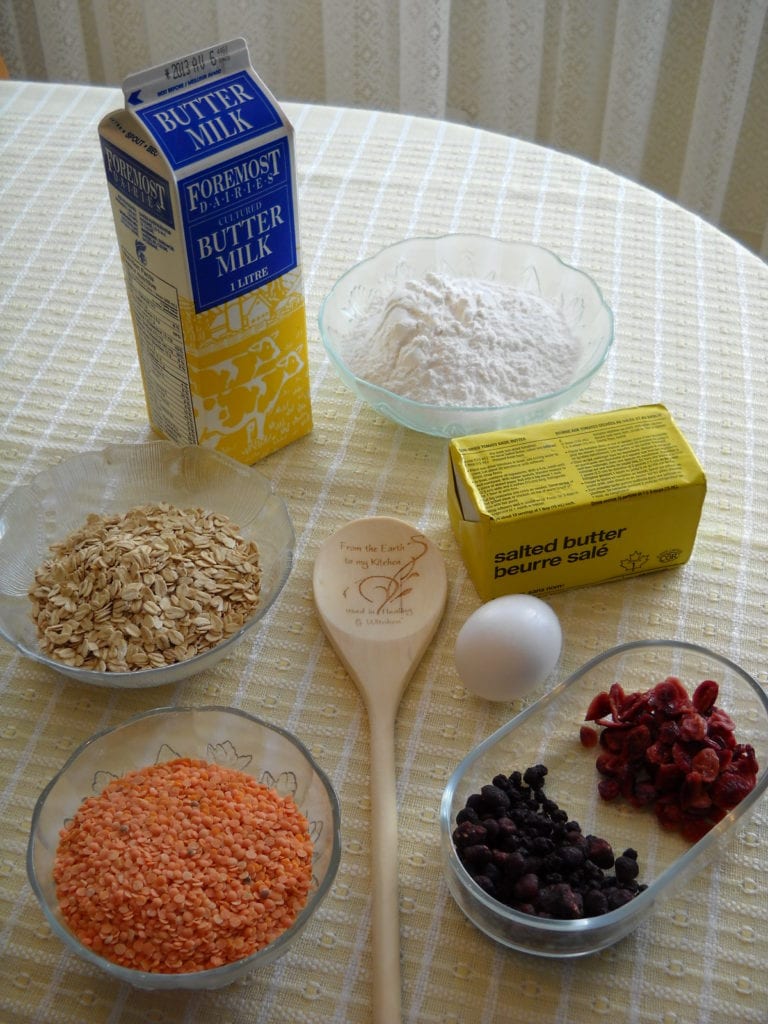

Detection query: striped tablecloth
xmin=1 ymin=80 xmax=767 ymax=1024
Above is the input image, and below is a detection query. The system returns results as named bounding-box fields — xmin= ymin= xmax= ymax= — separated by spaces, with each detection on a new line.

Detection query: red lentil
xmin=53 ymin=758 xmax=314 ymax=973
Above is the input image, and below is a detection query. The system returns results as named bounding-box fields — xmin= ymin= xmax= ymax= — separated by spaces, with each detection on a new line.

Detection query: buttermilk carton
xmin=448 ymin=405 xmax=706 ymax=600
xmin=99 ymin=38 xmax=311 ymax=463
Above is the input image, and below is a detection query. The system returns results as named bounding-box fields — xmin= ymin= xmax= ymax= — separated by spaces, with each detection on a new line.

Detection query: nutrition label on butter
xmin=460 ymin=439 xmax=579 ymax=519
xmin=454 ymin=406 xmax=703 ymax=521
xmin=121 ymin=249 xmax=197 ymax=444
xmin=558 ymin=423 xmax=687 ymax=498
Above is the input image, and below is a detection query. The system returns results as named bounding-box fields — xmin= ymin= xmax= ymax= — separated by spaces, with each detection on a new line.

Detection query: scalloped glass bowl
xmin=27 ymin=705 xmax=342 ymax=990
xmin=318 ymin=234 xmax=614 ymax=437
xmin=0 ymin=441 xmax=294 ymax=687
xmin=440 ymin=640 xmax=768 ymax=958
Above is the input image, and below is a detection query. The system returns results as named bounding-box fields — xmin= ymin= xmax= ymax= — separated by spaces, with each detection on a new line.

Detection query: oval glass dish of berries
xmin=440 ymin=641 xmax=768 ymax=958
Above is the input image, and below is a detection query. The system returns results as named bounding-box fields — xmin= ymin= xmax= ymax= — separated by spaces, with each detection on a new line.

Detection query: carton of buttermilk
xmin=99 ymin=38 xmax=311 ymax=463
xmin=448 ymin=405 xmax=706 ymax=600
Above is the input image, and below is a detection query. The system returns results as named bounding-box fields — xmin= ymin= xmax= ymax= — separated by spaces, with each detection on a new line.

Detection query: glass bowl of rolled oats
xmin=0 ymin=442 xmax=294 ymax=687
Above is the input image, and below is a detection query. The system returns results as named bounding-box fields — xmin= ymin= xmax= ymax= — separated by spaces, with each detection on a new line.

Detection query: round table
xmin=1 ymin=80 xmax=767 ymax=1024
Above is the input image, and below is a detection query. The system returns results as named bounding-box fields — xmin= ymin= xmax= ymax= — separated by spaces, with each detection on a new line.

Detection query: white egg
xmin=454 ymin=594 xmax=562 ymax=701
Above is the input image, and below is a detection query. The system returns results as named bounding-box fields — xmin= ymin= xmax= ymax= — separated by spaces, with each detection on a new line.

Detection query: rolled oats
xmin=29 ymin=503 xmax=262 ymax=672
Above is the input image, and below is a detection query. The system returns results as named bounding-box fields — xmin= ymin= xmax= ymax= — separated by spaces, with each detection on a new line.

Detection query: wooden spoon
xmin=313 ymin=516 xmax=448 ymax=1024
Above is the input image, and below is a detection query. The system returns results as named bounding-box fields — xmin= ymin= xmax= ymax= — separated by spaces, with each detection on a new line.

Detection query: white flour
xmin=342 ymin=272 xmax=582 ymax=407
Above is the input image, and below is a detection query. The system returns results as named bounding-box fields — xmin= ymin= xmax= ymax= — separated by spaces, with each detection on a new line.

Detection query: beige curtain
xmin=2 ymin=0 xmax=766 ymax=258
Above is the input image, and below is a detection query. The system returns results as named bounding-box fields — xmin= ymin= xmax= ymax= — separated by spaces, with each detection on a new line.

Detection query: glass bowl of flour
xmin=318 ymin=234 xmax=614 ymax=438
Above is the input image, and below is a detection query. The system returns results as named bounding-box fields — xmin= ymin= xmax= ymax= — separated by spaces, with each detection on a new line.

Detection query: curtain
xmin=2 ymin=0 xmax=766 ymax=259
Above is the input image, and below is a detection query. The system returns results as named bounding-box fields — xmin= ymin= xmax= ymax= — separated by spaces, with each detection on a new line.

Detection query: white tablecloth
xmin=1 ymin=80 xmax=767 ymax=1024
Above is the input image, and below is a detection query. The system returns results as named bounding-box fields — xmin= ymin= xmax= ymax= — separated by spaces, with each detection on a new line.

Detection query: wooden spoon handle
xmin=369 ymin=711 xmax=402 ymax=1024
xmin=311 ymin=517 xmax=448 ymax=1022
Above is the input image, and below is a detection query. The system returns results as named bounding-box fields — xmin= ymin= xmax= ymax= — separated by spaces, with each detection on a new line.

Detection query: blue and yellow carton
xmin=99 ymin=38 xmax=311 ymax=463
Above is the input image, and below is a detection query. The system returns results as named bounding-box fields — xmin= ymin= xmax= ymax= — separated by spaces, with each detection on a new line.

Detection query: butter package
xmin=448 ymin=405 xmax=706 ymax=600
xmin=99 ymin=38 xmax=311 ymax=463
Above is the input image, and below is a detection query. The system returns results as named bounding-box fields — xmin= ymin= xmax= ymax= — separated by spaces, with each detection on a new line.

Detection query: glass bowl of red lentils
xmin=27 ymin=705 xmax=342 ymax=989
xmin=0 ymin=441 xmax=294 ymax=687
xmin=440 ymin=640 xmax=768 ymax=957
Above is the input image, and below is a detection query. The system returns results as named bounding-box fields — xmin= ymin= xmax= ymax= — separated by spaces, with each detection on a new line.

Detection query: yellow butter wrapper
xmin=448 ymin=405 xmax=706 ymax=600
xmin=99 ymin=38 xmax=311 ymax=463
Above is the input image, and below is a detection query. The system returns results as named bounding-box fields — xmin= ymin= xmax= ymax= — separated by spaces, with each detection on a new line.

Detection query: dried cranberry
xmin=579 ymin=725 xmax=599 ymax=748
xmin=595 ymin=752 xmax=624 ymax=777
xmin=654 ymin=762 xmax=684 ymax=791
xmin=599 ymin=728 xmax=628 ymax=753
xmin=692 ymin=679 xmax=719 ymax=714
xmin=627 ymin=779 xmax=657 ymax=808
xmin=625 ymin=724 xmax=652 ymax=760
xmin=690 ymin=747 xmax=720 ymax=783
xmin=733 ymin=743 xmax=759 ymax=775
xmin=711 ymin=768 xmax=756 ymax=810
xmin=608 ymin=682 xmax=627 ymax=720
xmin=671 ymin=742 xmax=693 ymax=773
xmin=707 ymin=707 xmax=736 ymax=743
xmin=585 ymin=690 xmax=612 ymax=722
xmin=655 ymin=801 xmax=683 ymax=830
xmin=680 ymin=817 xmax=713 ymax=843
xmin=645 ymin=740 xmax=670 ymax=767
xmin=680 ymin=771 xmax=712 ymax=812
xmin=714 ymin=746 xmax=733 ymax=771
xmin=647 ymin=677 xmax=690 ymax=717
xmin=582 ymin=674 xmax=759 ymax=842
xmin=679 ymin=713 xmax=708 ymax=743
xmin=597 ymin=778 xmax=621 ymax=801
xmin=658 ymin=719 xmax=681 ymax=745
